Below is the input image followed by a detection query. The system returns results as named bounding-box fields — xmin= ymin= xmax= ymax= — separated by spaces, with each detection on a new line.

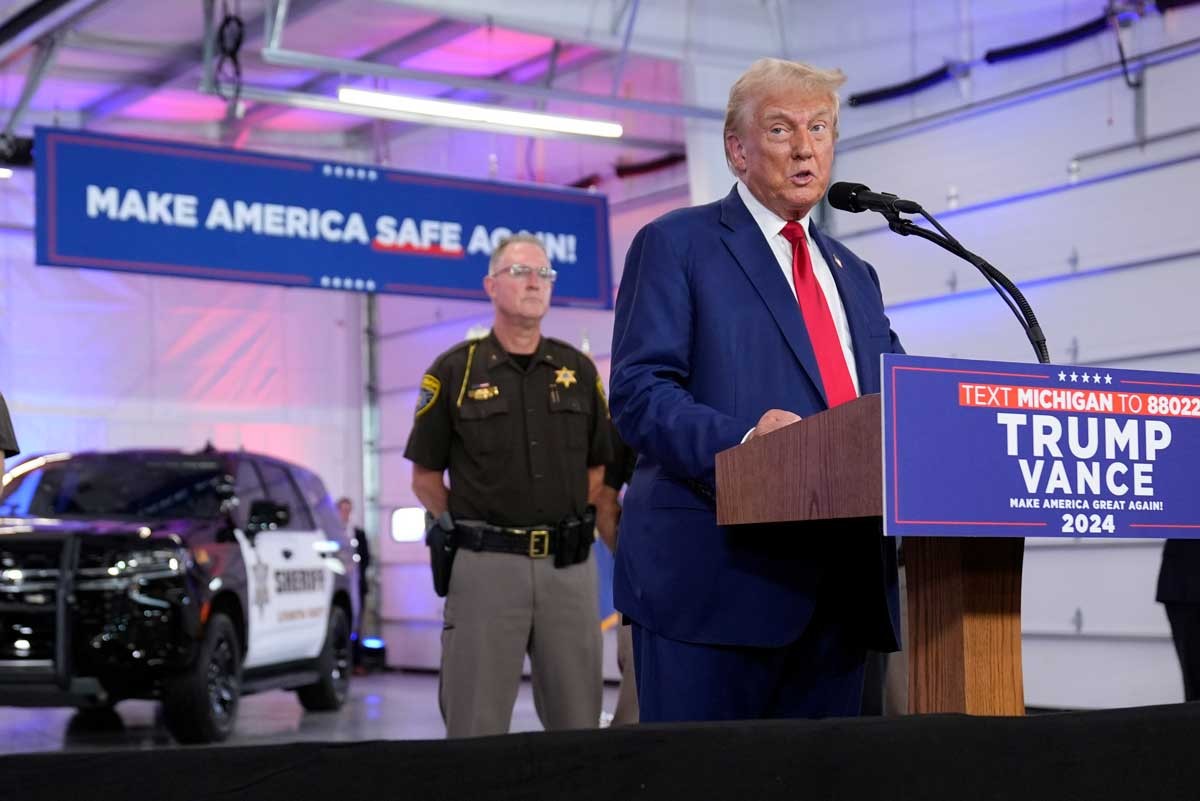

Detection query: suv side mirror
xmin=246 ymin=499 xmax=290 ymax=534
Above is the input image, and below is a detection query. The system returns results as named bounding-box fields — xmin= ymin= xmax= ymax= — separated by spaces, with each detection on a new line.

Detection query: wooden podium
xmin=715 ymin=394 xmax=1025 ymax=716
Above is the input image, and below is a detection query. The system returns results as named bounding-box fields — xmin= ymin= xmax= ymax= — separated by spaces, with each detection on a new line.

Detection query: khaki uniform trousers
xmin=440 ymin=548 xmax=602 ymax=738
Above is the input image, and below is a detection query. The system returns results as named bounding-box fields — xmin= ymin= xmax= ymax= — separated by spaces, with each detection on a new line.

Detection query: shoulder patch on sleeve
xmin=415 ymin=374 xmax=441 ymax=418
xmin=595 ymin=375 xmax=610 ymax=418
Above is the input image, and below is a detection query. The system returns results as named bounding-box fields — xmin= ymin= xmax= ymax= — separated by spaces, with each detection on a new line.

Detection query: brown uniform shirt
xmin=404 ymin=332 xmax=612 ymax=527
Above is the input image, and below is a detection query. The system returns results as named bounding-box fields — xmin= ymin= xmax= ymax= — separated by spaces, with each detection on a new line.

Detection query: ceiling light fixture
xmin=336 ymin=86 xmax=623 ymax=140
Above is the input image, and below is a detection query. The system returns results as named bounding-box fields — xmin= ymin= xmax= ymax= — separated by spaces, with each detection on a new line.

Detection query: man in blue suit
xmin=609 ymin=57 xmax=904 ymax=722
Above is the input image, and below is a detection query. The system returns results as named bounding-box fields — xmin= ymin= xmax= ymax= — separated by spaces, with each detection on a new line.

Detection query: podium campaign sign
xmin=35 ymin=127 xmax=612 ymax=307
xmin=882 ymin=354 xmax=1200 ymax=538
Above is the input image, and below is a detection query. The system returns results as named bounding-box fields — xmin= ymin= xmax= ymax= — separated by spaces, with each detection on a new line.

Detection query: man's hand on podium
xmin=747 ymin=409 xmax=803 ymax=441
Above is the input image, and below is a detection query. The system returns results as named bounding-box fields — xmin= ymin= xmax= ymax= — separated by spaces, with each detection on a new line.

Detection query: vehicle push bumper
xmin=0 ymin=531 xmax=198 ymax=706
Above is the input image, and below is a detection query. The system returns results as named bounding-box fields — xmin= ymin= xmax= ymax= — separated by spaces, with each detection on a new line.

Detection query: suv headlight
xmin=78 ymin=548 xmax=189 ymax=585
xmin=106 ymin=548 xmax=187 ymax=576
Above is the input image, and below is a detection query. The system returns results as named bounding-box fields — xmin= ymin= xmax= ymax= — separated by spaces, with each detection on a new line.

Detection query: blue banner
xmin=35 ymin=127 xmax=612 ymax=308
xmin=882 ymin=354 xmax=1200 ymax=539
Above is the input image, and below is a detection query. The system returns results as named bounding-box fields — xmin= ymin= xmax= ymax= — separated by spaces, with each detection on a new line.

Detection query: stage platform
xmin=6 ymin=700 xmax=1199 ymax=801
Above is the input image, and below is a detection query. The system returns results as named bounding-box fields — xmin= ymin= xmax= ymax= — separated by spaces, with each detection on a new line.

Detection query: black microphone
xmin=829 ymin=181 xmax=1050 ymax=364
xmin=827 ymin=182 xmax=922 ymax=215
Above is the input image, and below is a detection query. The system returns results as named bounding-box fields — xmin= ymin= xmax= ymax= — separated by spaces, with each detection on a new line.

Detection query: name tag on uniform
xmin=468 ymin=383 xmax=500 ymax=401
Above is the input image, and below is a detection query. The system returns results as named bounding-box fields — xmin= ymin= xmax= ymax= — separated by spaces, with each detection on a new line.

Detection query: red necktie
xmin=780 ymin=221 xmax=857 ymax=408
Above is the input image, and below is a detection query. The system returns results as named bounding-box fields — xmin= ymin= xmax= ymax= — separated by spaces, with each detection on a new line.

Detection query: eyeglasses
xmin=492 ymin=263 xmax=557 ymax=282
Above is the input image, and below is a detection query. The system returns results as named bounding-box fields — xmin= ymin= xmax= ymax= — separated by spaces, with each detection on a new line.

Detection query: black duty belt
xmin=454 ymin=521 xmax=560 ymax=558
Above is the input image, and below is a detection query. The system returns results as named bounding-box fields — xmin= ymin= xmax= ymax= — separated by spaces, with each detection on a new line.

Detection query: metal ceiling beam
xmin=3 ymin=30 xmax=61 ymax=137
xmin=79 ymin=0 xmax=334 ymax=126
xmin=374 ymin=0 xmax=772 ymax=68
xmin=50 ymin=63 xmax=167 ymax=85
xmin=262 ymin=46 xmax=724 ymax=120
xmin=64 ymin=29 xmax=185 ymax=58
xmin=222 ymin=17 xmax=476 ymax=144
xmin=0 ymin=0 xmax=107 ymax=65
xmin=68 ymin=113 xmax=366 ymax=148
xmin=79 ymin=43 xmax=200 ymax=124
xmin=609 ymin=0 xmax=639 ymax=96
xmin=265 ymin=0 xmax=289 ymax=51
xmin=200 ymin=0 xmax=216 ymax=93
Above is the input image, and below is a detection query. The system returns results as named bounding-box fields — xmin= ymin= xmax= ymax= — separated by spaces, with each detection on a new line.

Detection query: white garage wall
xmin=0 ymin=163 xmax=365 ymax=508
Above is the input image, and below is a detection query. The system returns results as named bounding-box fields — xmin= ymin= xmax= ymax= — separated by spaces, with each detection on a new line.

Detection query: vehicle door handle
xmin=282 ymin=548 xmax=293 ymax=560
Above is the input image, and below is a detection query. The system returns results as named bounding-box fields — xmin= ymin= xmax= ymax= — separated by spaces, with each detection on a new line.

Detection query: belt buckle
xmin=528 ymin=529 xmax=550 ymax=558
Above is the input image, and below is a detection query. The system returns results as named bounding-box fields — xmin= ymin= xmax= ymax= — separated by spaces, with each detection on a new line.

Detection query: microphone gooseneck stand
xmin=877 ymin=204 xmax=1050 ymax=365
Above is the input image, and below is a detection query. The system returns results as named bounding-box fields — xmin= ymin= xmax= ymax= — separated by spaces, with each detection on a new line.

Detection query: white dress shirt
xmin=736 ymin=180 xmax=860 ymax=395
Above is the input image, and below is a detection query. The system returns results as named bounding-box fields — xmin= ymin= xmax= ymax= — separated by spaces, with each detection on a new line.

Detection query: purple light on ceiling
xmin=24 ymin=77 xmax=121 ymax=111
xmin=122 ymin=89 xmax=229 ymax=122
xmin=401 ymin=27 xmax=555 ymax=76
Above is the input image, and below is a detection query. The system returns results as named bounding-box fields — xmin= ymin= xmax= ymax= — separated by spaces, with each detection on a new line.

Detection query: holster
xmin=426 ymin=512 xmax=457 ymax=597
xmin=553 ymin=506 xmax=597 ymax=568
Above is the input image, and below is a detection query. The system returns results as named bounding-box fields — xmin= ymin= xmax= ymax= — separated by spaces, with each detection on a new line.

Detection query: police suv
xmin=0 ymin=448 xmax=358 ymax=743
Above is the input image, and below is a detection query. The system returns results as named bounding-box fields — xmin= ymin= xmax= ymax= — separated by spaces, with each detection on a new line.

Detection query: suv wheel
xmin=297 ymin=606 xmax=351 ymax=711
xmin=162 ymin=612 xmax=242 ymax=744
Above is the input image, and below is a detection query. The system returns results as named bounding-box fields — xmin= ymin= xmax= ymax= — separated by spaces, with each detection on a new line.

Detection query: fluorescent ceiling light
xmin=0 ymin=168 xmax=12 ymax=179
xmin=337 ymin=86 xmax=623 ymax=140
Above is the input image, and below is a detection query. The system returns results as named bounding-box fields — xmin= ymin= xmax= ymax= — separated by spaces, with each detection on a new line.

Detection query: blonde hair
xmin=723 ymin=58 xmax=847 ymax=173
xmin=488 ymin=233 xmax=548 ymax=275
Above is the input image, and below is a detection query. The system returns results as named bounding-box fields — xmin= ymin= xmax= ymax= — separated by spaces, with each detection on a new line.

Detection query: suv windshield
xmin=0 ymin=455 xmax=228 ymax=520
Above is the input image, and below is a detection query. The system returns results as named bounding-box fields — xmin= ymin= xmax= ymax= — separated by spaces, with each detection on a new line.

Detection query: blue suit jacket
xmin=610 ymin=186 xmax=904 ymax=650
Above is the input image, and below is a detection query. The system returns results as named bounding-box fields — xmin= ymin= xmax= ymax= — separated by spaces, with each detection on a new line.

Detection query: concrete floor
xmin=0 ymin=672 xmax=621 ymax=754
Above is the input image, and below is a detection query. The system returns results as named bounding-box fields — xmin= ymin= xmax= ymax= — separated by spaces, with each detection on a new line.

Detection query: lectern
xmin=714 ymin=393 xmax=1025 ymax=716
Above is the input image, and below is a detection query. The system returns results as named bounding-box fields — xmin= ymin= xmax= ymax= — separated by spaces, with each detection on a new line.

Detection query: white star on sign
xmin=1058 ymin=371 xmax=1067 ymax=381
xmin=1082 ymin=373 xmax=1090 ymax=383
xmin=1094 ymin=373 xmax=1102 ymax=383
xmin=1105 ymin=374 xmax=1113 ymax=384
xmin=1070 ymin=372 xmax=1078 ymax=382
